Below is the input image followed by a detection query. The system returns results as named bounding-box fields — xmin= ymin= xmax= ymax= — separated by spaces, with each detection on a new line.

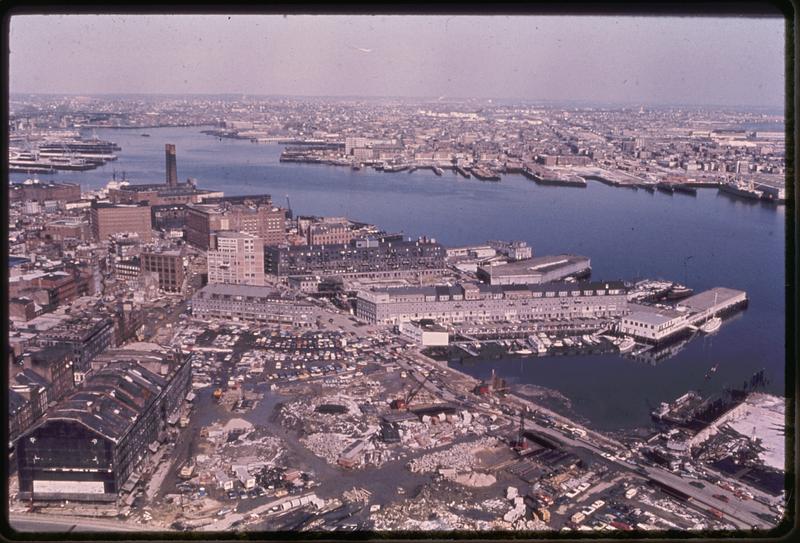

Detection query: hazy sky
xmin=9 ymin=15 xmax=785 ymax=107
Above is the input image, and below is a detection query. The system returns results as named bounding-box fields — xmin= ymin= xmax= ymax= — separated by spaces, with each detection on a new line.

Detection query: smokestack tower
xmin=165 ymin=144 xmax=178 ymax=187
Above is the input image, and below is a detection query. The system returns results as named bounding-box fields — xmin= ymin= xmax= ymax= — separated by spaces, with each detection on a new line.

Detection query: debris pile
xmin=407 ymin=437 xmax=498 ymax=473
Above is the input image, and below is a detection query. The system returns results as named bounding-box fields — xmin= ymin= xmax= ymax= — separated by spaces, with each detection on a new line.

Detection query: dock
xmin=521 ymin=164 xmax=586 ymax=187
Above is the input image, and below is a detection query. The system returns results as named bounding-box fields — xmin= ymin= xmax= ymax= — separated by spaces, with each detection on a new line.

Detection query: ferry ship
xmin=719 ymin=180 xmax=763 ymax=200
xmin=9 ymin=149 xmax=96 ymax=172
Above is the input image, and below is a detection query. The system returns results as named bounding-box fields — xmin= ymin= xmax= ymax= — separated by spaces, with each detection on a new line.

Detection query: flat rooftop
xmin=678 ymin=287 xmax=746 ymax=313
xmin=625 ymin=303 xmax=684 ymax=325
xmin=482 ymin=254 xmax=590 ymax=277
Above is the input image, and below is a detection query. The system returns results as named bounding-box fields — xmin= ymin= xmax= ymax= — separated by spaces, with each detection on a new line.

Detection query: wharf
xmin=572 ymin=167 xmax=642 ymax=189
xmin=470 ymin=166 xmax=501 ymax=182
xmin=454 ymin=318 xmax=612 ymax=340
xmin=454 ymin=165 xmax=471 ymax=178
xmin=522 ymin=165 xmax=586 ymax=188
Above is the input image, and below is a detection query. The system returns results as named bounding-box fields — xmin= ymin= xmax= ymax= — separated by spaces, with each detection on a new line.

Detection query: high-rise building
xmin=90 ymin=202 xmax=153 ymax=241
xmin=207 ymin=231 xmax=265 ymax=286
xmin=166 ymin=144 xmax=178 ymax=187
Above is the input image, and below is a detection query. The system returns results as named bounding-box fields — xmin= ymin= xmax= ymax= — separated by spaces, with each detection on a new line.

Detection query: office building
xmin=207 ymin=231 xmax=265 ymax=286
xmin=140 ymin=249 xmax=185 ymax=293
xmin=185 ymin=195 xmax=286 ymax=249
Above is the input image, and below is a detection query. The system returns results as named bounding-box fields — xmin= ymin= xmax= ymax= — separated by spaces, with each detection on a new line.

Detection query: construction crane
xmin=390 ymin=371 xmax=430 ymax=410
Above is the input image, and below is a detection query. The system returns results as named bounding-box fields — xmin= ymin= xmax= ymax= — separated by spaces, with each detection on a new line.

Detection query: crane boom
xmin=405 ymin=371 xmax=431 ymax=407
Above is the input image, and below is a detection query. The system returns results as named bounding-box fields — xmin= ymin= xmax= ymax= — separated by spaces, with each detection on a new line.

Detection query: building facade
xmin=185 ymin=195 xmax=286 ymax=249
xmin=37 ymin=316 xmax=116 ymax=381
xmin=477 ymin=255 xmax=591 ymax=286
xmin=192 ymin=283 xmax=314 ymax=326
xmin=265 ymin=237 xmax=447 ymax=278
xmin=356 ymin=280 xmax=628 ymax=325
xmin=9 ymin=182 xmax=81 ymax=203
xmin=140 ymin=250 xmax=185 ymax=293
xmin=90 ymin=202 xmax=153 ymax=242
xmin=207 ymin=231 xmax=265 ymax=286
xmin=15 ymin=353 xmax=191 ymax=502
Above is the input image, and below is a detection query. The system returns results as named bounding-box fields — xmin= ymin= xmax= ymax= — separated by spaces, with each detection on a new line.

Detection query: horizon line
xmin=8 ymin=92 xmax=785 ymax=111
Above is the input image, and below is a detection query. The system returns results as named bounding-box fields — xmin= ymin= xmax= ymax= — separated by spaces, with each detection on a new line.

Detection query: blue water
xmin=10 ymin=127 xmax=786 ymax=430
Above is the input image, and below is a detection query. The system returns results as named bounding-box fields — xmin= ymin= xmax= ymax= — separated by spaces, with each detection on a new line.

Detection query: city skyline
xmin=9 ymin=14 xmax=786 ymax=108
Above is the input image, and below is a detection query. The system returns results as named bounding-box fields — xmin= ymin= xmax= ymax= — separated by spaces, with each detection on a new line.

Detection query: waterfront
xmin=10 ymin=126 xmax=785 ymax=431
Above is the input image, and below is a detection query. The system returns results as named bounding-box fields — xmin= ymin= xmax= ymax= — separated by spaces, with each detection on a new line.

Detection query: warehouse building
xmin=477 ymin=254 xmax=591 ymax=285
xmin=36 ymin=315 xmax=115 ymax=382
xmin=356 ymin=280 xmax=627 ymax=325
xmin=265 ymin=236 xmax=446 ymax=279
xmin=192 ymin=283 xmax=315 ymax=326
xmin=15 ymin=350 xmax=191 ymax=502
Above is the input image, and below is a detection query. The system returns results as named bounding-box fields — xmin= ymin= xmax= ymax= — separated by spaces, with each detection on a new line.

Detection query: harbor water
xmin=10 ymin=126 xmax=786 ymax=431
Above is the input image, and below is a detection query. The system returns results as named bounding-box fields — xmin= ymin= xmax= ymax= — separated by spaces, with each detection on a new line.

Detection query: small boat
xmin=700 ymin=316 xmax=722 ymax=334
xmin=704 ymin=363 xmax=720 ymax=380
xmin=666 ymin=284 xmax=694 ymax=300
xmin=700 ymin=292 xmax=722 ymax=334
xmin=617 ymin=336 xmax=636 ymax=353
xmin=141 ymin=133 xmax=151 ymax=137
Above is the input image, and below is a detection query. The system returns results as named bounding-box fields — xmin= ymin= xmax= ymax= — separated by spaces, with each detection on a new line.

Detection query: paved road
xmin=516 ymin=419 xmax=772 ymax=530
xmin=8 ymin=513 xmax=145 ymax=533
xmin=406 ymin=345 xmax=776 ymax=530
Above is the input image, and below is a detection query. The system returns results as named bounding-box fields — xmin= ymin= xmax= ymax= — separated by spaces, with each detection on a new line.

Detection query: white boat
xmin=700 ymin=316 xmax=722 ymax=334
xmin=700 ymin=292 xmax=722 ymax=334
xmin=617 ymin=336 xmax=636 ymax=353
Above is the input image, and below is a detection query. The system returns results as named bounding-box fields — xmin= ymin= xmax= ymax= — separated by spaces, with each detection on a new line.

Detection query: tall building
xmin=165 ymin=143 xmax=178 ymax=187
xmin=140 ymin=249 xmax=185 ymax=293
xmin=185 ymin=195 xmax=286 ymax=249
xmin=207 ymin=231 xmax=265 ymax=286
xmin=90 ymin=202 xmax=153 ymax=242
